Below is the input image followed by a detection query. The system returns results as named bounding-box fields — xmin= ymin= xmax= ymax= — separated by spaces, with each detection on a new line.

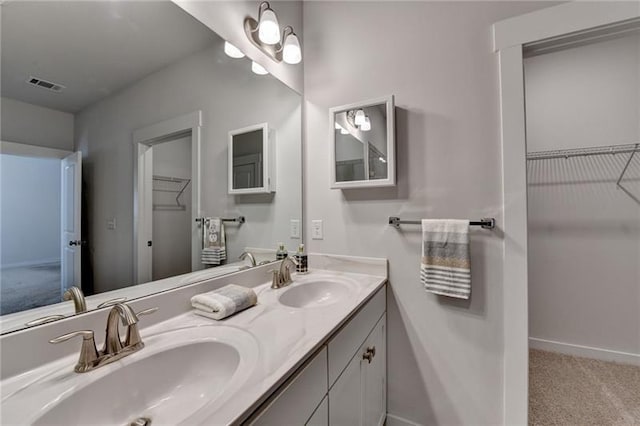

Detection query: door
xmin=61 ymin=151 xmax=81 ymax=293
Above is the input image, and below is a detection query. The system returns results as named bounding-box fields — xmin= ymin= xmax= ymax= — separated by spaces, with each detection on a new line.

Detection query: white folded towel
xmin=190 ymin=284 xmax=257 ymax=320
xmin=421 ymin=219 xmax=471 ymax=299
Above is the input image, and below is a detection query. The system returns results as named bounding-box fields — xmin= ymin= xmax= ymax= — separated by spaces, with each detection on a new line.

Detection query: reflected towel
xmin=421 ymin=219 xmax=471 ymax=299
xmin=201 ymin=218 xmax=227 ymax=265
xmin=191 ymin=284 xmax=257 ymax=320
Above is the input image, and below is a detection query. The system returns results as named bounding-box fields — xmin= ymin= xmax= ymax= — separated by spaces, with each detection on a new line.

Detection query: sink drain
xmin=130 ymin=417 xmax=152 ymax=426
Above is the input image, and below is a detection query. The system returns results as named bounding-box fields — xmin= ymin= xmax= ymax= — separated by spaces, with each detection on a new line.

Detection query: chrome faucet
xmin=269 ymin=256 xmax=298 ymax=289
xmin=239 ymin=251 xmax=257 ymax=267
xmin=63 ymin=286 xmax=87 ymax=313
xmin=49 ymin=303 xmax=157 ymax=373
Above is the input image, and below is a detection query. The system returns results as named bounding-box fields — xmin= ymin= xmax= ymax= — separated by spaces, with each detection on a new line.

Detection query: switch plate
xmin=290 ymin=219 xmax=300 ymax=239
xmin=311 ymin=220 xmax=323 ymax=240
xmin=106 ymin=218 xmax=116 ymax=230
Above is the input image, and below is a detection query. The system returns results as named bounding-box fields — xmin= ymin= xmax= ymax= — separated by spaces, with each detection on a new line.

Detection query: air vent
xmin=26 ymin=76 xmax=65 ymax=93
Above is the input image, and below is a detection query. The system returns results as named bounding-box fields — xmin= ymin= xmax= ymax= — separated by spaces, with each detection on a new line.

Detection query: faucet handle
xmin=268 ymin=269 xmax=280 ymax=289
xmin=49 ymin=330 xmax=99 ymax=373
xmin=124 ymin=307 xmax=158 ymax=348
xmin=97 ymin=297 xmax=127 ymax=309
xmin=136 ymin=307 xmax=158 ymax=317
xmin=26 ymin=314 xmax=65 ymax=327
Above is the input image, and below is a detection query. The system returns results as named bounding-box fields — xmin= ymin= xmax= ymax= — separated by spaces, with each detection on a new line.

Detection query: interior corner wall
xmin=524 ymin=34 xmax=640 ymax=358
xmin=172 ymin=0 xmax=303 ymax=94
xmin=1 ymin=97 xmax=73 ymax=151
xmin=302 ymin=2 xmax=556 ymax=425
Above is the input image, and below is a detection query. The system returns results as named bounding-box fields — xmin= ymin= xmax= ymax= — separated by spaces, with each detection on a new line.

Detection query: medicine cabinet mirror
xmin=329 ymin=95 xmax=395 ymax=189
xmin=228 ymin=123 xmax=275 ymax=194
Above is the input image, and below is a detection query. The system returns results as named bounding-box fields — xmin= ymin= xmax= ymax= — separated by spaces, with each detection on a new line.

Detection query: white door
xmin=61 ymin=151 xmax=81 ymax=293
xmin=364 ymin=316 xmax=387 ymax=426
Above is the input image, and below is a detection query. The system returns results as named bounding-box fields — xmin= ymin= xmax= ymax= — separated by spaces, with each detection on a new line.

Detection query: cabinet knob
xmin=363 ymin=351 xmax=373 ymax=363
xmin=366 ymin=346 xmax=376 ymax=357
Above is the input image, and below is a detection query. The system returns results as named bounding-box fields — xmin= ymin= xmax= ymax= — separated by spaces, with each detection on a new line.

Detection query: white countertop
xmin=0 ymin=267 xmax=386 ymax=425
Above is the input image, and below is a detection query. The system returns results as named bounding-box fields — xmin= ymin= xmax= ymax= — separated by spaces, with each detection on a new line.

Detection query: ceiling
xmin=1 ymin=1 xmax=219 ymax=113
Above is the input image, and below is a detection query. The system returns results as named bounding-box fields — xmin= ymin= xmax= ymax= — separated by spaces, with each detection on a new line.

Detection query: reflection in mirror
xmin=330 ymin=96 xmax=395 ymax=189
xmin=0 ymin=1 xmax=302 ymax=333
xmin=229 ymin=123 xmax=274 ymax=194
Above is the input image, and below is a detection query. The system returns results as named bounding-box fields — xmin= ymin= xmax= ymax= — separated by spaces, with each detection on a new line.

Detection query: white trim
xmin=493 ymin=1 xmax=640 ymax=52
xmin=494 ymin=3 xmax=640 ymax=425
xmin=228 ymin=122 xmax=273 ymax=194
xmin=529 ymin=338 xmax=640 ymax=367
xmin=385 ymin=413 xmax=422 ymax=426
xmin=329 ymin=95 xmax=395 ymax=189
xmin=133 ymin=111 xmax=202 ymax=284
xmin=0 ymin=141 xmax=71 ymax=159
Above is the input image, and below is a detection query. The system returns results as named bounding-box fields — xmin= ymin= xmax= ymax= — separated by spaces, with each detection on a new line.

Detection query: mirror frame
xmin=228 ymin=122 xmax=274 ymax=194
xmin=329 ymin=95 xmax=395 ymax=189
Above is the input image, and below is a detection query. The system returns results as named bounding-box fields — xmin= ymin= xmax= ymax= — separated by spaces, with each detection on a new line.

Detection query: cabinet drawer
xmin=327 ymin=285 xmax=385 ymax=387
xmin=247 ymin=346 xmax=328 ymax=426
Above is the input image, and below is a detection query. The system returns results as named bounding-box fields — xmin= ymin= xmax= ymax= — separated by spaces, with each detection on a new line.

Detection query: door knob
xmin=69 ymin=240 xmax=85 ymax=246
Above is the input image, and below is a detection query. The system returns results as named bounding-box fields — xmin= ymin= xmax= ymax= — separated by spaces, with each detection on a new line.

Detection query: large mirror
xmin=0 ymin=1 xmax=302 ymax=333
xmin=329 ymin=95 xmax=395 ymax=189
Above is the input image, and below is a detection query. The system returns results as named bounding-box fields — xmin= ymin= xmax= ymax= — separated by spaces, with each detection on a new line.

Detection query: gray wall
xmin=75 ymin=41 xmax=301 ymax=293
xmin=525 ymin=34 xmax=640 ymax=356
xmin=302 ymin=2 xmax=554 ymax=424
xmin=0 ymin=154 xmax=61 ymax=266
xmin=1 ymin=97 xmax=73 ymax=150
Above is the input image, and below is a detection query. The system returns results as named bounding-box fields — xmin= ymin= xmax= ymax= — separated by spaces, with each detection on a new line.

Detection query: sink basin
xmin=3 ymin=326 xmax=258 ymax=425
xmin=278 ymin=280 xmax=353 ymax=308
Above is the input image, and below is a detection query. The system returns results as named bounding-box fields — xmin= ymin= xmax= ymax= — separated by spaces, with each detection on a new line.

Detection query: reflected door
xmin=61 ymin=151 xmax=82 ymax=293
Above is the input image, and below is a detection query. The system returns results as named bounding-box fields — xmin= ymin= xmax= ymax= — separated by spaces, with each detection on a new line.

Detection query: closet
xmin=524 ymin=29 xmax=640 ymax=425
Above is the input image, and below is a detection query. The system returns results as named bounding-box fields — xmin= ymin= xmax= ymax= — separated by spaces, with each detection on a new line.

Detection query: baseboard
xmin=386 ymin=413 xmax=423 ymax=426
xmin=529 ymin=337 xmax=640 ymax=366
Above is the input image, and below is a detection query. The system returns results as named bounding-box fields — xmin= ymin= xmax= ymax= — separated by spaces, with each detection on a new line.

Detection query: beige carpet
xmin=529 ymin=349 xmax=640 ymax=425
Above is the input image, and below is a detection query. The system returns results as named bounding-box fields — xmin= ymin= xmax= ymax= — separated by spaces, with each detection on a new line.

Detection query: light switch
xmin=106 ymin=218 xmax=116 ymax=230
xmin=290 ymin=219 xmax=300 ymax=239
xmin=312 ymin=220 xmax=323 ymax=240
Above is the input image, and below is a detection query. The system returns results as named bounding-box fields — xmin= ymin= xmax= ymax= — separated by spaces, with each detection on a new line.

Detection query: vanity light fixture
xmin=251 ymin=61 xmax=269 ymax=75
xmin=361 ymin=116 xmax=372 ymax=131
xmin=354 ymin=109 xmax=366 ymax=126
xmin=224 ymin=41 xmax=245 ymax=59
xmin=379 ymin=157 xmax=387 ymax=163
xmin=244 ymin=2 xmax=302 ymax=65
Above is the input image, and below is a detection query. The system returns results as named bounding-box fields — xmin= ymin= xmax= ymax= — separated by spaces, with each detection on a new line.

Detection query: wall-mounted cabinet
xmin=228 ymin=123 xmax=276 ymax=194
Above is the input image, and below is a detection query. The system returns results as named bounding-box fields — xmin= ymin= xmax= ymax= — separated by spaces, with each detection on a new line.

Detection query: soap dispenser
xmin=295 ymin=244 xmax=308 ymax=274
xmin=276 ymin=242 xmax=288 ymax=260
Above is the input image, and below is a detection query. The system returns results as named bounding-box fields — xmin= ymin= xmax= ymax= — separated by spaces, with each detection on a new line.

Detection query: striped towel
xmin=421 ymin=219 xmax=471 ymax=299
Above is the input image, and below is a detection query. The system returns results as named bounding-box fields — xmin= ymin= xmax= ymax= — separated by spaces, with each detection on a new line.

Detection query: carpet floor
xmin=529 ymin=349 xmax=640 ymax=425
xmin=0 ymin=263 xmax=62 ymax=315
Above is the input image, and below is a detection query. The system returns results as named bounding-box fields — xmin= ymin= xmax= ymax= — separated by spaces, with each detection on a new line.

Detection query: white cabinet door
xmin=329 ymin=346 xmax=364 ymax=425
xmin=363 ymin=315 xmax=386 ymax=426
xmin=306 ymin=396 xmax=328 ymax=426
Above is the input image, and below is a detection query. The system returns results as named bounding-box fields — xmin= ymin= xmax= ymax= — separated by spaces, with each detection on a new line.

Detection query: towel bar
xmin=196 ymin=216 xmax=246 ymax=224
xmin=388 ymin=217 xmax=495 ymax=230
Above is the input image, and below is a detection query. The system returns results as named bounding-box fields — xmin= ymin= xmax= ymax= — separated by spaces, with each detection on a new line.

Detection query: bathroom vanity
xmin=0 ymin=255 xmax=387 ymax=425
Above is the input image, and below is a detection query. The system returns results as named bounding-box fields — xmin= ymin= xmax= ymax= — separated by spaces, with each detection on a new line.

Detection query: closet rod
xmin=527 ymin=143 xmax=639 ymax=161
xmin=388 ymin=217 xmax=496 ymax=230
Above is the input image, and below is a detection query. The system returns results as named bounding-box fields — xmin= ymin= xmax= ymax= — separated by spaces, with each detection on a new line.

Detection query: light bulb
xmin=251 ymin=61 xmax=269 ymax=75
xmin=335 ymin=122 xmax=342 ymax=130
xmin=360 ymin=116 xmax=371 ymax=131
xmin=282 ymin=32 xmax=302 ymax=64
xmin=224 ymin=41 xmax=245 ymax=58
xmin=354 ymin=110 xmax=366 ymax=126
xmin=258 ymin=8 xmax=280 ymax=45
xmin=340 ymin=127 xmax=349 ymax=135
xmin=378 ymin=156 xmax=387 ymax=163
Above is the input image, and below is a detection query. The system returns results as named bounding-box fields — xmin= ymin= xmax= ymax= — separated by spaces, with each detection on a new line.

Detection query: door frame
xmin=493 ymin=3 xmax=640 ymax=424
xmin=132 ymin=111 xmax=202 ymax=284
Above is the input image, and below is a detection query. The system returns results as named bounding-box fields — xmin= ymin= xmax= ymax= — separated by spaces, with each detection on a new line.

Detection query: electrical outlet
xmin=312 ymin=220 xmax=323 ymax=240
xmin=106 ymin=218 xmax=116 ymax=230
xmin=290 ymin=219 xmax=300 ymax=239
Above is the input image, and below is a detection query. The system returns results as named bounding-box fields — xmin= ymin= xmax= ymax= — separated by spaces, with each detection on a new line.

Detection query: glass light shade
xmin=282 ymin=33 xmax=302 ymax=64
xmin=334 ymin=122 xmax=342 ymax=130
xmin=258 ymin=8 xmax=280 ymax=45
xmin=354 ymin=110 xmax=366 ymax=126
xmin=378 ymin=156 xmax=387 ymax=163
xmin=251 ymin=61 xmax=269 ymax=75
xmin=340 ymin=127 xmax=349 ymax=135
xmin=224 ymin=41 xmax=245 ymax=59
xmin=360 ymin=116 xmax=371 ymax=131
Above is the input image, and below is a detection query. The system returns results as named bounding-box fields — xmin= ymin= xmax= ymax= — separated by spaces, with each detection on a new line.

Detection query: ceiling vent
xmin=26 ymin=76 xmax=65 ymax=93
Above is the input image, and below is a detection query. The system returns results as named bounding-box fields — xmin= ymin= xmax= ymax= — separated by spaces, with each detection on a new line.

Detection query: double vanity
xmin=0 ymin=255 xmax=387 ymax=425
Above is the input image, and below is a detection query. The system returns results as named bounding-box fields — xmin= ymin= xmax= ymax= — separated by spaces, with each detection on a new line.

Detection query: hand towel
xmin=421 ymin=219 xmax=471 ymax=299
xmin=190 ymin=284 xmax=257 ymax=320
xmin=201 ymin=218 xmax=227 ymax=265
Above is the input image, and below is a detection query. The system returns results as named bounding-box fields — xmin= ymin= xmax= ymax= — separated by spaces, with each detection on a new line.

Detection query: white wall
xmin=525 ymin=34 xmax=640 ymax=358
xmin=1 ymin=97 xmax=73 ymax=151
xmin=0 ymin=154 xmax=61 ymax=266
xmin=173 ymin=0 xmax=303 ymax=94
xmin=75 ymin=41 xmax=301 ymax=293
xmin=302 ymin=2 xmax=554 ymax=424
xmin=152 ymin=135 xmax=192 ymax=281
